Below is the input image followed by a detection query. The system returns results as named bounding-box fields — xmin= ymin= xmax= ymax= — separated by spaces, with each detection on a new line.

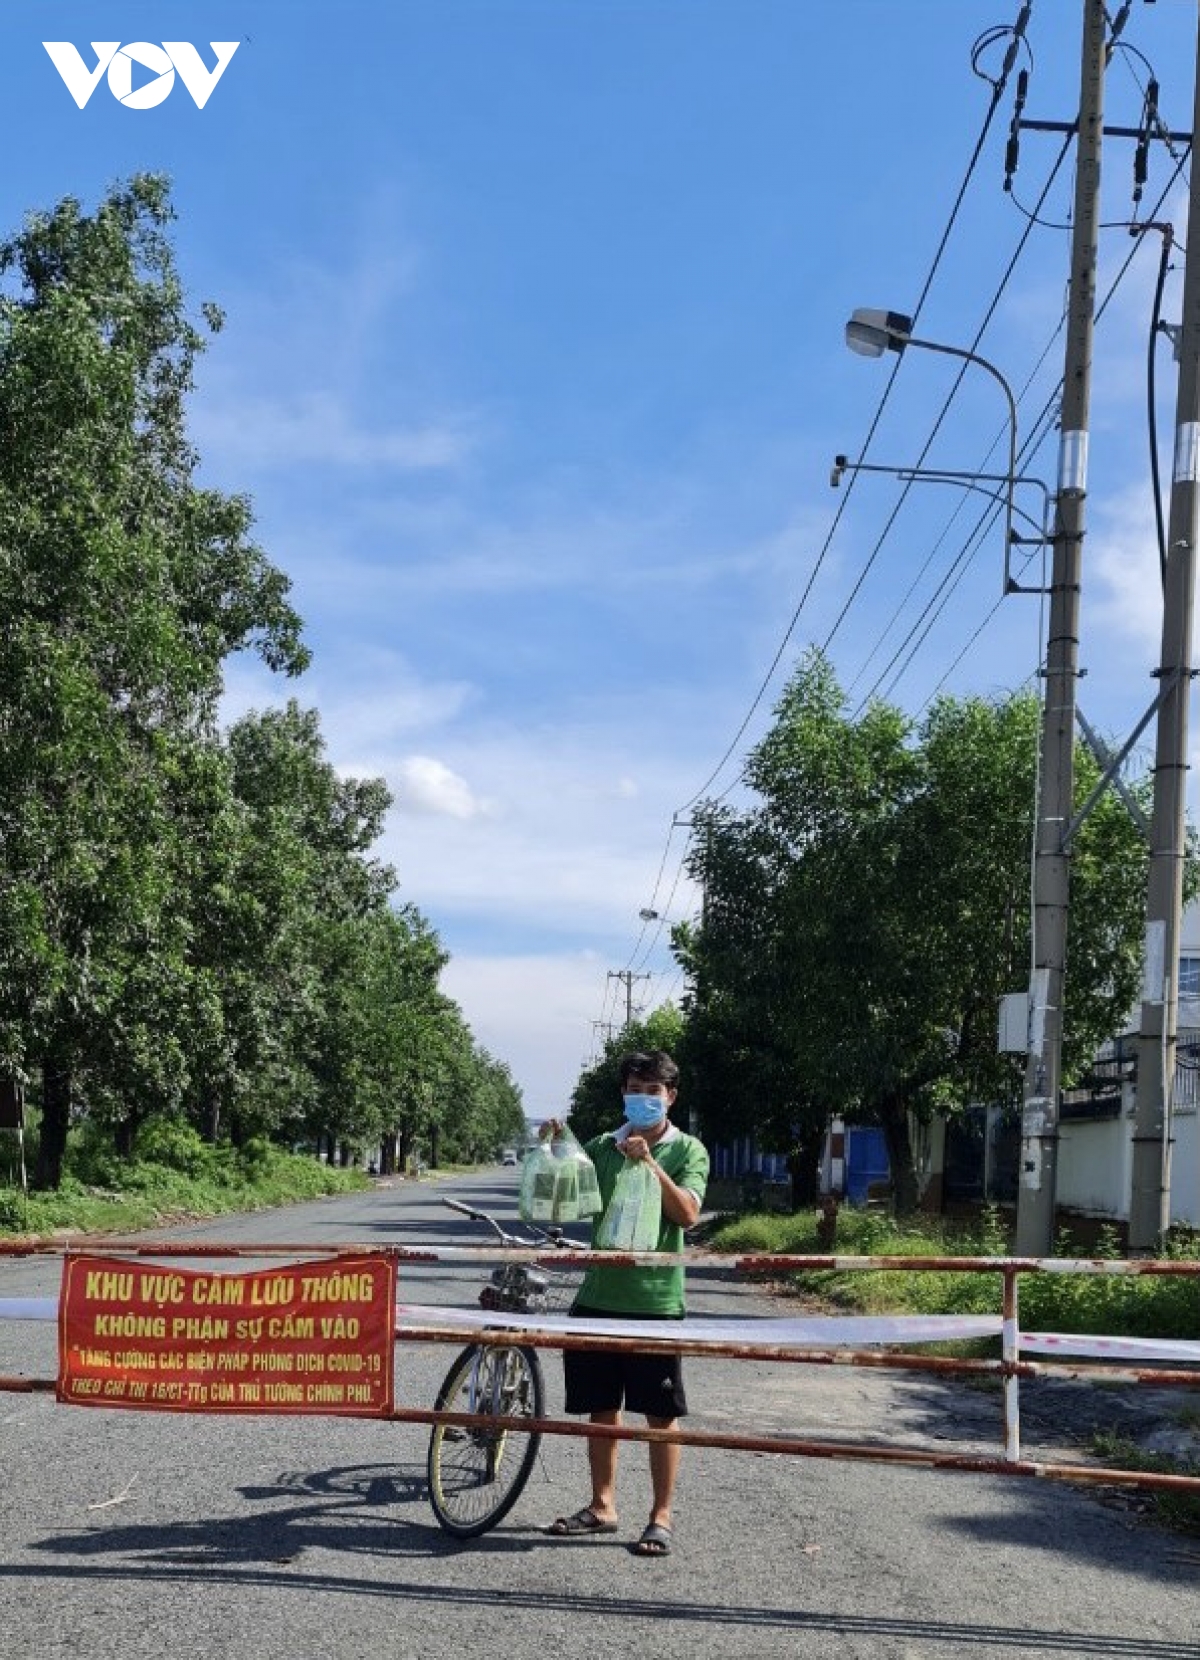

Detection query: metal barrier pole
xmin=1002 ymin=1265 xmax=1020 ymax=1462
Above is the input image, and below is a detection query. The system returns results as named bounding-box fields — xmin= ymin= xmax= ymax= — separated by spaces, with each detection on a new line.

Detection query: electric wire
xmin=1145 ymin=223 xmax=1175 ymax=587
xmin=876 ymin=122 xmax=1195 ymax=703
xmin=670 ymin=3 xmax=1032 ymax=818
xmin=594 ymin=2 xmax=1188 ymax=1046
xmin=849 ymin=324 xmax=1064 ymax=710
xmin=863 ymin=385 xmax=1061 ymax=712
xmin=895 ymin=139 xmax=1191 ymax=708
xmin=596 ymin=4 xmax=1040 ymax=1043
xmin=972 ymin=18 xmax=1034 ymax=92
xmin=840 ymin=129 xmax=1073 ymax=701
xmin=628 ymin=838 xmax=696 ymax=975
xmin=634 ymin=58 xmax=1188 ymax=1042
xmin=1006 ymin=6 xmax=1182 ymax=231
xmin=620 ymin=815 xmax=686 ymax=972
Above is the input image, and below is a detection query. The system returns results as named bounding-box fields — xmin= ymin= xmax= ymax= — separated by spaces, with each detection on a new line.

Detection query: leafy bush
xmin=133 ymin=1118 xmax=213 ymax=1178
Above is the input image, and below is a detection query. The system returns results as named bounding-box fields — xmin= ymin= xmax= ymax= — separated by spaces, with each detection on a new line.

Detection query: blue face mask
xmin=623 ymin=1093 xmax=667 ymax=1129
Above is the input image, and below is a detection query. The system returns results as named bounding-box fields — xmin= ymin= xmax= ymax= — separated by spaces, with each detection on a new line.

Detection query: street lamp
xmin=844 ymin=308 xmax=1020 ymax=577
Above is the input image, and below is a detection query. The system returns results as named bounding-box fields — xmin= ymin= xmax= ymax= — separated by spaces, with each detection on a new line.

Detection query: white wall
xmin=1056 ymin=1114 xmax=1130 ymax=1219
xmin=1056 ymin=1098 xmax=1198 ymax=1228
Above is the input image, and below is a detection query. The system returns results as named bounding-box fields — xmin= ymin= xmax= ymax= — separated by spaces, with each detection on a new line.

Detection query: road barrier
xmin=1 ymin=1237 xmax=1198 ymax=1498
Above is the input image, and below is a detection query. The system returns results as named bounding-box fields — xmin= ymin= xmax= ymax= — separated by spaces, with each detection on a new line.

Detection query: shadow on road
xmin=4 ymin=1524 xmax=1198 ymax=1660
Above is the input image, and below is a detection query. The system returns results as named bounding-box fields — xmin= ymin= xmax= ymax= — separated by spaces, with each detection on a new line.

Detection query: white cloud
xmin=395 ymin=755 xmax=494 ymax=820
xmin=1087 ymin=479 xmax=1164 ymax=658
xmin=220 ymin=650 xmax=475 ymax=742
xmin=192 ymin=205 xmax=479 ymax=478
xmin=441 ymin=951 xmax=674 ymax=1115
xmin=220 ymin=657 xmax=703 ymax=950
xmin=376 ymin=747 xmax=703 ymax=954
xmin=301 ymin=483 xmax=832 ymax=603
xmin=197 ymin=392 xmax=475 ymax=472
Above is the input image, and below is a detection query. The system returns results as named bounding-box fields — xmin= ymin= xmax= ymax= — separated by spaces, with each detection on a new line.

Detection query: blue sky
xmin=5 ymin=2 xmax=1197 ymax=1116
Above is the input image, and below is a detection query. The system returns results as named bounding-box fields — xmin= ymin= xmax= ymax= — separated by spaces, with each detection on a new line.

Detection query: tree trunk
xmin=113 ymin=1113 xmax=142 ymax=1160
xmin=878 ymin=1097 xmax=919 ymax=1215
xmin=202 ymin=1092 xmax=221 ymax=1144
xmin=34 ymin=1054 xmax=72 ymax=1191
xmin=788 ymin=1122 xmax=823 ymax=1210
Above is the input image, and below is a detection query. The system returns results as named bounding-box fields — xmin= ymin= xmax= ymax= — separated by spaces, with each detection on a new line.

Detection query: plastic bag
xmin=593 ymin=1155 xmax=662 ymax=1251
xmin=518 ymin=1126 xmax=602 ymax=1224
xmin=549 ymin=1124 xmax=602 ymax=1220
xmin=517 ymin=1140 xmax=556 ymax=1221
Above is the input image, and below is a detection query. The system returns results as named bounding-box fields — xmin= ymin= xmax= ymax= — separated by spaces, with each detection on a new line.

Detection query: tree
xmin=683 ymin=651 xmax=1156 ymax=1213
xmin=0 ymin=177 xmax=525 ymax=1189
xmin=0 ymin=178 xmax=308 ymax=1185
xmin=213 ymin=701 xmax=395 ymax=1149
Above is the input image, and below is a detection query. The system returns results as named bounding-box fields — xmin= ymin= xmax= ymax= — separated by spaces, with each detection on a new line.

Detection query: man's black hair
xmin=618 ymin=1049 xmax=679 ymax=1090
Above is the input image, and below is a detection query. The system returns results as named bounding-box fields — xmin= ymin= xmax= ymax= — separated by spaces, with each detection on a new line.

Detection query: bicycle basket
xmin=478 ymin=1262 xmax=580 ymax=1315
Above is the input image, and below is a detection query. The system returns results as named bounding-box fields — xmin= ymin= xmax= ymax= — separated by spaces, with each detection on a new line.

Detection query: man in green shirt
xmin=545 ymin=1049 xmax=708 ymax=1558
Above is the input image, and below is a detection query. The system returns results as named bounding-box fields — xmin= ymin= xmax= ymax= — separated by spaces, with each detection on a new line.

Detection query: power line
xmin=836 ymin=130 xmax=1073 ymax=696
xmin=671 ymin=3 xmax=1031 ymax=816
xmin=597 ymin=5 xmax=1040 ymax=1051
xmin=841 ymin=9 xmax=1188 ymax=711
xmin=884 ymin=138 xmax=1191 ymax=708
xmin=592 ymin=1 xmax=1188 ymax=1063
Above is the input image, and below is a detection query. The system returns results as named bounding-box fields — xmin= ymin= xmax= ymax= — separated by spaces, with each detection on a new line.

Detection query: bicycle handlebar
xmin=439 ymin=1196 xmax=576 ymax=1251
xmin=441 ymin=1198 xmax=482 ymax=1220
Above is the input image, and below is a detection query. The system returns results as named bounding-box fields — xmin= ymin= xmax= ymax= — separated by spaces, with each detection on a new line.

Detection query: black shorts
xmin=562 ymin=1303 xmax=688 ymax=1420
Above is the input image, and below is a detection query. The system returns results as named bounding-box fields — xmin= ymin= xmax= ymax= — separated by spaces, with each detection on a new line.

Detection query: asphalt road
xmin=0 ymin=1172 xmax=1197 ymax=1660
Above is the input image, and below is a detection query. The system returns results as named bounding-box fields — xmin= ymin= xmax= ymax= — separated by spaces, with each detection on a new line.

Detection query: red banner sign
xmin=58 ymin=1252 xmax=395 ymax=1416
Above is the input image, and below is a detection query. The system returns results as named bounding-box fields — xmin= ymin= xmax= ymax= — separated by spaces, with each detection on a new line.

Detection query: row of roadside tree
xmin=0 ymin=177 xmax=525 ymax=1191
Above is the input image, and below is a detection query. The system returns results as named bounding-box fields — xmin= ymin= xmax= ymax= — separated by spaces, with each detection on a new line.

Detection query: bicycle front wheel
xmin=427 ymin=1343 xmax=544 ymax=1538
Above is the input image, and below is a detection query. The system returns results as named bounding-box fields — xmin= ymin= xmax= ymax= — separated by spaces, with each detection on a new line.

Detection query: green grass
xmin=0 ymin=1128 xmax=370 ymax=1240
xmin=708 ymin=1204 xmax=1200 ymax=1339
xmin=1089 ymin=1431 xmax=1200 ymax=1535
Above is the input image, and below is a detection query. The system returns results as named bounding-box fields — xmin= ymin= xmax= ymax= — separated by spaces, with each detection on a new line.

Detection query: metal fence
xmin=1 ymin=1237 xmax=1198 ymax=1498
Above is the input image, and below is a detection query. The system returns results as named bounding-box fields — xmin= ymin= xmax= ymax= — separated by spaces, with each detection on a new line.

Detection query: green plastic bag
xmin=518 ymin=1126 xmax=601 ymax=1224
xmin=594 ymin=1155 xmax=662 ymax=1251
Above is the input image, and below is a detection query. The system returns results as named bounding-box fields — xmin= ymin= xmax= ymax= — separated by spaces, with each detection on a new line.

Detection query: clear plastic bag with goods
xmin=593 ymin=1154 xmax=662 ymax=1252
xmin=518 ymin=1124 xmax=602 ymax=1224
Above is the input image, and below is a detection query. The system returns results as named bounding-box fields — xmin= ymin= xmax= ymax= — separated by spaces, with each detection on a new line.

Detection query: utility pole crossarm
xmin=607 ymin=969 xmax=652 ymax=1031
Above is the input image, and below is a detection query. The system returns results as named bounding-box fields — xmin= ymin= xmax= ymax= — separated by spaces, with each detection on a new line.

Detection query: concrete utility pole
xmin=1129 ymin=8 xmax=1200 ymax=1254
xmin=1015 ymin=0 xmax=1108 ymax=1257
xmin=607 ymin=969 xmax=650 ymax=1031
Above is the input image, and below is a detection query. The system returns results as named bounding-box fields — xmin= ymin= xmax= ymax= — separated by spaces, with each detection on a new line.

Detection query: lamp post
xmin=843 ymin=309 xmax=1019 ymax=568
xmin=844 ymin=307 xmax=1060 ymax=1243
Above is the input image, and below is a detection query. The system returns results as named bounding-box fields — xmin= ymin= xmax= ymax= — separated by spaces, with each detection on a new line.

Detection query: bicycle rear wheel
xmin=427 ymin=1343 xmax=544 ymax=1538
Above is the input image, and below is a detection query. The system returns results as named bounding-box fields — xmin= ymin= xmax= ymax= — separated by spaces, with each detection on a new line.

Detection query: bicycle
xmin=426 ymin=1197 xmax=581 ymax=1538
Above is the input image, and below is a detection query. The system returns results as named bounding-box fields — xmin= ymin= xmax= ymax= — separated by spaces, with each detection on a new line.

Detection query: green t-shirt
xmin=574 ymin=1124 xmax=709 ymax=1317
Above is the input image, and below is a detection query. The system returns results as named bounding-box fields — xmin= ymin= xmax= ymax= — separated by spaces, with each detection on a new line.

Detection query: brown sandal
xmin=547 ymin=1507 xmax=618 ymax=1536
